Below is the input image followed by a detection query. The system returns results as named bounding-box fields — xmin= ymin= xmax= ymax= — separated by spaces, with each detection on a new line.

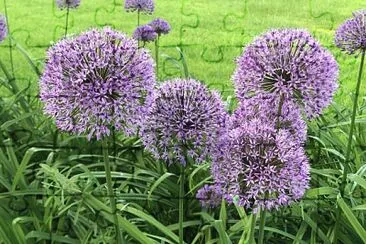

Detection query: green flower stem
xmin=334 ymin=48 xmax=366 ymax=243
xmin=65 ymin=6 xmax=70 ymax=38
xmin=179 ymin=166 xmax=185 ymax=244
xmin=249 ymin=213 xmax=257 ymax=243
xmin=258 ymin=208 xmax=267 ymax=244
xmin=155 ymin=36 xmax=160 ymax=80
xmin=102 ymin=140 xmax=123 ymax=243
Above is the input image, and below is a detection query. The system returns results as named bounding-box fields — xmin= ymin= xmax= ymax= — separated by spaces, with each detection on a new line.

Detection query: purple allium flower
xmin=233 ymin=29 xmax=338 ymax=118
xmin=231 ymin=94 xmax=307 ymax=144
xmin=133 ymin=25 xmax=157 ymax=43
xmin=56 ymin=0 xmax=81 ymax=9
xmin=335 ymin=10 xmax=366 ymax=55
xmin=0 ymin=14 xmax=7 ymax=43
xmin=124 ymin=0 xmax=154 ymax=14
xmin=196 ymin=184 xmax=223 ymax=208
xmin=40 ymin=27 xmax=156 ymax=140
xmin=212 ymin=119 xmax=310 ymax=212
xmin=149 ymin=18 xmax=171 ymax=36
xmin=141 ymin=79 xmax=228 ymax=165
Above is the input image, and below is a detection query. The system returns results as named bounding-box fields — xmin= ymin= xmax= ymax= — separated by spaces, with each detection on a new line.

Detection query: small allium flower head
xmin=231 ymin=94 xmax=307 ymax=144
xmin=149 ymin=18 xmax=171 ymax=36
xmin=0 ymin=14 xmax=7 ymax=43
xmin=125 ymin=0 xmax=154 ymax=14
xmin=212 ymin=120 xmax=310 ymax=212
xmin=133 ymin=25 xmax=157 ymax=43
xmin=234 ymin=29 xmax=338 ymax=118
xmin=335 ymin=10 xmax=366 ymax=55
xmin=141 ymin=79 xmax=228 ymax=165
xmin=56 ymin=0 xmax=81 ymax=9
xmin=196 ymin=184 xmax=223 ymax=208
xmin=40 ymin=27 xmax=156 ymax=140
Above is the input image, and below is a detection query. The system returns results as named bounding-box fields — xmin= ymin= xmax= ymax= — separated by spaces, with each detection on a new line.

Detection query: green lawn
xmin=1 ymin=0 xmax=366 ymax=103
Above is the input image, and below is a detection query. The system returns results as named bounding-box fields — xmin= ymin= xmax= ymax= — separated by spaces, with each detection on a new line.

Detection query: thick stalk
xmin=155 ymin=36 xmax=160 ymax=80
xmin=334 ymin=48 xmax=366 ymax=243
xmin=249 ymin=213 xmax=257 ymax=243
xmin=64 ymin=6 xmax=70 ymax=38
xmin=258 ymin=208 xmax=266 ymax=244
xmin=102 ymin=140 xmax=123 ymax=243
xmin=179 ymin=166 xmax=185 ymax=244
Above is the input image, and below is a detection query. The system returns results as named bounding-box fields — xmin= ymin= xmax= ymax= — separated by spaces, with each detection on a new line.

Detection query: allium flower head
xmin=56 ymin=0 xmax=81 ymax=9
xmin=234 ymin=29 xmax=338 ymax=118
xmin=133 ymin=25 xmax=157 ymax=43
xmin=40 ymin=27 xmax=156 ymax=140
xmin=335 ymin=10 xmax=366 ymax=55
xmin=231 ymin=94 xmax=307 ymax=144
xmin=141 ymin=79 xmax=228 ymax=165
xmin=149 ymin=18 xmax=171 ymax=36
xmin=125 ymin=0 xmax=154 ymax=14
xmin=212 ymin=119 xmax=310 ymax=211
xmin=196 ymin=184 xmax=223 ymax=208
xmin=0 ymin=14 xmax=7 ymax=43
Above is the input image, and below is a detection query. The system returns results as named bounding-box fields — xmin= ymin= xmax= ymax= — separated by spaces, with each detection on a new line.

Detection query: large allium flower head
xmin=234 ymin=29 xmax=339 ymax=118
xmin=335 ymin=10 xmax=366 ymax=55
xmin=56 ymin=0 xmax=81 ymax=9
xmin=212 ymin=120 xmax=310 ymax=212
xmin=141 ymin=78 xmax=228 ymax=165
xmin=196 ymin=184 xmax=223 ymax=208
xmin=40 ymin=27 xmax=156 ymax=140
xmin=149 ymin=18 xmax=171 ymax=36
xmin=133 ymin=25 xmax=157 ymax=43
xmin=231 ymin=94 xmax=307 ymax=144
xmin=0 ymin=14 xmax=7 ymax=43
xmin=124 ymin=0 xmax=154 ymax=14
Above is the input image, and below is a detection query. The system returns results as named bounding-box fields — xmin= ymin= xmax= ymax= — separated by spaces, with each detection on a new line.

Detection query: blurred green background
xmin=0 ymin=0 xmax=366 ymax=102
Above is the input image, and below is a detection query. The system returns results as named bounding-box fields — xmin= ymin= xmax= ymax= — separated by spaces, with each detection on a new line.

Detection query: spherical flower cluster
xmin=149 ymin=18 xmax=171 ymax=36
xmin=231 ymin=94 xmax=307 ymax=144
xmin=124 ymin=0 xmax=154 ymax=14
xmin=56 ymin=0 xmax=81 ymax=9
xmin=233 ymin=29 xmax=338 ymax=118
xmin=196 ymin=184 xmax=223 ymax=208
xmin=141 ymin=79 xmax=228 ymax=165
xmin=0 ymin=14 xmax=7 ymax=43
xmin=133 ymin=25 xmax=157 ymax=43
xmin=40 ymin=27 xmax=156 ymax=140
xmin=212 ymin=119 xmax=310 ymax=211
xmin=335 ymin=10 xmax=366 ymax=55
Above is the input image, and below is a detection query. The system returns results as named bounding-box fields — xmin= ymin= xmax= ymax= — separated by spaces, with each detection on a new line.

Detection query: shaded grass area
xmin=0 ymin=0 xmax=366 ymax=103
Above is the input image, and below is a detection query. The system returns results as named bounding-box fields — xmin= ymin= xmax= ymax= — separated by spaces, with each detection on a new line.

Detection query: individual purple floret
xmin=0 ymin=14 xmax=7 ymax=43
xmin=196 ymin=184 xmax=223 ymax=208
xmin=149 ymin=18 xmax=171 ymax=36
xmin=231 ymin=94 xmax=307 ymax=144
xmin=56 ymin=0 xmax=81 ymax=9
xmin=212 ymin=119 xmax=310 ymax=212
xmin=335 ymin=10 xmax=366 ymax=55
xmin=233 ymin=29 xmax=338 ymax=118
xmin=40 ymin=27 xmax=156 ymax=140
xmin=133 ymin=25 xmax=157 ymax=43
xmin=124 ymin=0 xmax=154 ymax=14
xmin=141 ymin=78 xmax=228 ymax=165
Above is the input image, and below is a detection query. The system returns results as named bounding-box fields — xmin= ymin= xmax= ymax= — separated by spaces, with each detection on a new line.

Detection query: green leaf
xmin=119 ymin=203 xmax=180 ymax=243
xmin=83 ymin=194 xmax=154 ymax=243
xmin=12 ymin=148 xmax=53 ymax=191
xmin=337 ymin=194 xmax=366 ymax=243
xmin=348 ymin=174 xmax=366 ymax=190
xmin=147 ymin=172 xmax=175 ymax=201
xmin=306 ymin=187 xmax=339 ymax=198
